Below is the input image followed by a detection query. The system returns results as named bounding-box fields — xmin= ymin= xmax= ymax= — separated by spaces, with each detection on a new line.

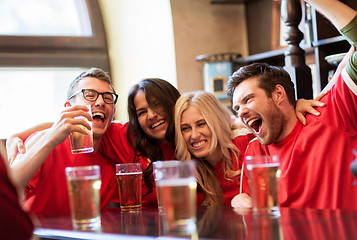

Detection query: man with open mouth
xmin=228 ymin=0 xmax=357 ymax=210
xmin=9 ymin=68 xmax=120 ymax=216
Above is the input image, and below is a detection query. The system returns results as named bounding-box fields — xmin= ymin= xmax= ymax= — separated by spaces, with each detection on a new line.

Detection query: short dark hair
xmin=227 ymin=63 xmax=296 ymax=107
xmin=67 ymin=67 xmax=115 ymax=100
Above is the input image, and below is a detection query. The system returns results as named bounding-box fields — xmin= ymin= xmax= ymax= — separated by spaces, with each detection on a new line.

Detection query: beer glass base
xmin=72 ymin=217 xmax=101 ymax=231
xmin=164 ymin=219 xmax=197 ymax=234
xmin=71 ymin=147 xmax=94 ymax=154
xmin=253 ymin=207 xmax=280 ymax=218
xmin=120 ymin=204 xmax=142 ymax=212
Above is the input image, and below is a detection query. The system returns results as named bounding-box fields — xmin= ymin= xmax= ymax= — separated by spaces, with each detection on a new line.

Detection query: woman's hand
xmin=295 ymin=45 xmax=356 ymax=125
xmin=295 ymin=98 xmax=325 ymax=125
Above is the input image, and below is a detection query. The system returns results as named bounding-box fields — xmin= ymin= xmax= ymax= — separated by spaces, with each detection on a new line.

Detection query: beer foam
xmin=156 ymin=177 xmax=196 ymax=187
xmin=116 ymin=172 xmax=142 ymax=176
xmin=69 ymin=175 xmax=99 ymax=180
xmin=247 ymin=163 xmax=279 ymax=170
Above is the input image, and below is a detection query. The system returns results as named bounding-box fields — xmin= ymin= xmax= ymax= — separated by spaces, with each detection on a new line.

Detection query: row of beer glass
xmin=65 ymin=156 xmax=281 ymax=233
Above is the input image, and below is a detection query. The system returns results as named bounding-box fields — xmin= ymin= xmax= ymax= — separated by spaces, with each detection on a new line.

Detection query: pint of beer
xmin=116 ymin=163 xmax=142 ymax=212
xmin=246 ymin=155 xmax=280 ymax=217
xmin=153 ymin=160 xmax=180 ymax=213
xmin=155 ymin=160 xmax=197 ymax=233
xmin=69 ymin=105 xmax=94 ymax=154
xmin=65 ymin=165 xmax=101 ymax=229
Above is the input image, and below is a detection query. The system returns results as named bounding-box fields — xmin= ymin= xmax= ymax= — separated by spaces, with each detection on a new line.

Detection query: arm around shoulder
xmin=10 ymin=130 xmax=56 ymax=188
xmin=6 ymin=122 xmax=53 ymax=163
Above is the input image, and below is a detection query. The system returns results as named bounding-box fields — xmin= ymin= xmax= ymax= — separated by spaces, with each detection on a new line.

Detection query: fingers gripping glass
xmin=68 ymin=89 xmax=118 ymax=104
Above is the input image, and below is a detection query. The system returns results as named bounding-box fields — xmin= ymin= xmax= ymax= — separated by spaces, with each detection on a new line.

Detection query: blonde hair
xmin=174 ymin=91 xmax=241 ymax=207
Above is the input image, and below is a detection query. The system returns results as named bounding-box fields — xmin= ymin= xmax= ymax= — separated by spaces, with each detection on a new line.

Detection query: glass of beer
xmin=153 ymin=160 xmax=179 ymax=213
xmin=116 ymin=163 xmax=142 ymax=212
xmin=65 ymin=165 xmax=101 ymax=229
xmin=155 ymin=160 xmax=197 ymax=233
xmin=69 ymin=104 xmax=94 ymax=154
xmin=246 ymin=155 xmax=280 ymax=217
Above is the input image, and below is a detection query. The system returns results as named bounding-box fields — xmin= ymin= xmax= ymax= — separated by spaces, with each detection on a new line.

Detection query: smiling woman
xmin=99 ymin=78 xmax=181 ymax=208
xmin=174 ymin=91 xmax=253 ymax=207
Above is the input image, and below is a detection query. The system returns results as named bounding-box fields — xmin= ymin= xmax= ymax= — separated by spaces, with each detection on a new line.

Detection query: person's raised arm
xmin=307 ymin=0 xmax=357 ymax=85
xmin=295 ymin=1 xmax=357 ymax=124
xmin=320 ymin=45 xmax=356 ymax=94
xmin=295 ymin=44 xmax=356 ymax=124
xmin=306 ymin=0 xmax=356 ymax=30
xmin=10 ymin=105 xmax=92 ymax=188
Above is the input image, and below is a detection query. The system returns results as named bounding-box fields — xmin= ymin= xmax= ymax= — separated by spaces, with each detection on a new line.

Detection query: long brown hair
xmin=127 ymin=78 xmax=180 ymax=194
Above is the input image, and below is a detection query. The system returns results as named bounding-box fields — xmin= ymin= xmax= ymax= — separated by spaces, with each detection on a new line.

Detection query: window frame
xmin=0 ymin=0 xmax=110 ymax=72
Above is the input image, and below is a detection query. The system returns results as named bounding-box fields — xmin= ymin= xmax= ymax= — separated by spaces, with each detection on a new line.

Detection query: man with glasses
xmin=68 ymin=89 xmax=118 ymax=105
xmin=10 ymin=68 xmax=121 ymax=215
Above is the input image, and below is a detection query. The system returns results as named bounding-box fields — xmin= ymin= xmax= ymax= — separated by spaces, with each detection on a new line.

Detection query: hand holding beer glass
xmin=246 ymin=155 xmax=280 ymax=217
xmin=65 ymin=165 xmax=101 ymax=229
xmin=154 ymin=160 xmax=197 ymax=233
xmin=69 ymin=104 xmax=94 ymax=154
xmin=116 ymin=163 xmax=142 ymax=212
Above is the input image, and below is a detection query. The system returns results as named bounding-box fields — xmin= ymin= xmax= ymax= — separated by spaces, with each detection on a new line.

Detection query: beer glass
xmin=65 ymin=165 xmax=101 ymax=229
xmin=246 ymin=155 xmax=280 ymax=217
xmin=153 ymin=160 xmax=179 ymax=213
xmin=69 ymin=104 xmax=94 ymax=154
xmin=116 ymin=163 xmax=142 ymax=212
xmin=155 ymin=160 xmax=197 ymax=233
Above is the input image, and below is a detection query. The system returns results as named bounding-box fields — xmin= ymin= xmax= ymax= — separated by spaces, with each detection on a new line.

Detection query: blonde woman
xmin=174 ymin=91 xmax=253 ymax=207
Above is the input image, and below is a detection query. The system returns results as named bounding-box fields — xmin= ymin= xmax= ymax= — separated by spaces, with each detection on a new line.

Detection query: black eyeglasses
xmin=68 ymin=89 xmax=118 ymax=104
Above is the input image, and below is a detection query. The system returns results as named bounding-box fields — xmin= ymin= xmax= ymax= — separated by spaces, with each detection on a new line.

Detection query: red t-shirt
xmin=246 ymin=69 xmax=357 ymax=210
xmin=100 ymin=121 xmax=136 ymax=164
xmin=101 ymin=121 xmax=175 ymax=207
xmin=0 ymin=154 xmax=34 ymax=239
xmin=25 ymin=136 xmax=119 ymax=215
